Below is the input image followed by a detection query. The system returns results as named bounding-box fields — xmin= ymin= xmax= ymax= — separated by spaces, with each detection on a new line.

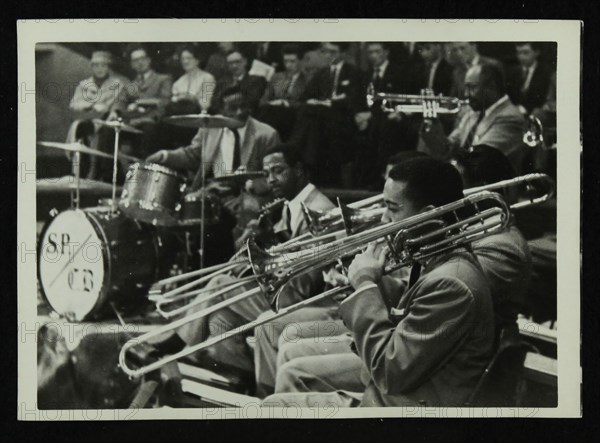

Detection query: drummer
xmin=147 ymin=85 xmax=281 ymax=244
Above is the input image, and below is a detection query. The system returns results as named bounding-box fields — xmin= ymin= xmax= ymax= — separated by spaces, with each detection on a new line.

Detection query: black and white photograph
xmin=17 ymin=19 xmax=581 ymax=419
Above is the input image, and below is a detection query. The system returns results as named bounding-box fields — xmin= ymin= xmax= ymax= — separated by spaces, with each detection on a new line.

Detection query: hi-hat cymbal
xmin=164 ymin=114 xmax=245 ymax=129
xmin=38 ymin=141 xmax=140 ymax=162
xmin=93 ymin=119 xmax=144 ymax=134
xmin=36 ymin=176 xmax=121 ymax=193
xmin=212 ymin=171 xmax=268 ymax=182
xmin=38 ymin=141 xmax=114 ymax=160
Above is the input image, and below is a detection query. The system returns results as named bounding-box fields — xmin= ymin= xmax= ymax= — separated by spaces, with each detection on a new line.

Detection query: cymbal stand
xmin=110 ymin=118 xmax=124 ymax=215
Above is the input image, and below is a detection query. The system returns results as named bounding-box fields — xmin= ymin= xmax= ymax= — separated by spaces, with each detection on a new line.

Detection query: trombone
xmin=301 ymin=173 xmax=555 ymax=236
xmin=367 ymin=84 xmax=469 ymax=115
xmin=119 ymin=191 xmax=510 ymax=378
xmin=153 ymin=173 xmax=555 ymax=313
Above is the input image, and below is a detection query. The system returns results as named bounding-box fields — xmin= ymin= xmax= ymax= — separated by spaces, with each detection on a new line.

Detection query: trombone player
xmin=262 ymin=158 xmax=496 ymax=407
xmin=151 ymin=143 xmax=335 ymax=385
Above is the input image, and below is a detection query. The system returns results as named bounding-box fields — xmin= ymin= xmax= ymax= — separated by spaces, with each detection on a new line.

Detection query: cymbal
xmin=38 ymin=141 xmax=114 ymax=160
xmin=135 ymin=98 xmax=162 ymax=107
xmin=38 ymin=141 xmax=140 ymax=162
xmin=212 ymin=171 xmax=268 ymax=182
xmin=164 ymin=114 xmax=245 ymax=129
xmin=93 ymin=119 xmax=144 ymax=134
xmin=37 ymin=176 xmax=121 ymax=193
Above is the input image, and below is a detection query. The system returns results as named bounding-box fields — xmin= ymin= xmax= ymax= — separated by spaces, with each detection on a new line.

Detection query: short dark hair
xmin=282 ymin=44 xmax=302 ymax=59
xmin=220 ymin=85 xmax=249 ymax=105
xmin=128 ymin=45 xmax=149 ymax=59
xmin=365 ymin=42 xmax=390 ymax=51
xmin=179 ymin=44 xmax=200 ymax=60
xmin=263 ymin=143 xmax=305 ymax=169
xmin=454 ymin=145 xmax=515 ymax=187
xmin=322 ymin=42 xmax=350 ymax=52
xmin=479 ymin=63 xmax=507 ymax=96
xmin=515 ymin=42 xmax=542 ymax=52
xmin=226 ymin=48 xmax=247 ymax=60
xmin=387 ymin=158 xmax=464 ymax=209
xmin=386 ymin=151 xmax=428 ymax=168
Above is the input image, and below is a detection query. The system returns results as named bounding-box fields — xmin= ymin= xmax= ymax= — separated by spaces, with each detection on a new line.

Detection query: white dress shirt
xmin=521 ymin=62 xmax=537 ymax=92
xmin=214 ymin=121 xmax=248 ymax=176
xmin=286 ymin=182 xmax=316 ymax=234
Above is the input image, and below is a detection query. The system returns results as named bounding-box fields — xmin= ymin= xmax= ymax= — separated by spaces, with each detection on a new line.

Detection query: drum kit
xmin=37 ymin=113 xmax=265 ymax=322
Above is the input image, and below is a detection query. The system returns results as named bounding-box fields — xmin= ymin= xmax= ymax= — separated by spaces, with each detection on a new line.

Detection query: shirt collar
xmin=484 ymin=94 xmax=509 ymax=117
xmin=331 ymin=60 xmax=344 ymax=72
xmin=377 ymin=59 xmax=389 ymax=76
xmin=286 ymin=183 xmax=316 ymax=232
xmin=471 ymin=54 xmax=480 ymax=67
xmin=225 ymin=118 xmax=249 ymax=140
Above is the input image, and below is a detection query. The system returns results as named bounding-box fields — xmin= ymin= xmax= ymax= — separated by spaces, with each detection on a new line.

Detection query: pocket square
xmin=341 ymin=79 xmax=350 ymax=86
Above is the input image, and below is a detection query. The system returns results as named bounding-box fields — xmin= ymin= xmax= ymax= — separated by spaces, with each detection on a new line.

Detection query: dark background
xmin=2 ymin=0 xmax=598 ymax=441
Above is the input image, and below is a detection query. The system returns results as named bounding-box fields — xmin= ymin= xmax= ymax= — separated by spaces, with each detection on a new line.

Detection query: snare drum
xmin=119 ymin=162 xmax=186 ymax=226
xmin=38 ymin=208 xmax=161 ymax=321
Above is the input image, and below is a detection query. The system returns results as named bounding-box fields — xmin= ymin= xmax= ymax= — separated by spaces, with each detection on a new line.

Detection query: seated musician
xmin=151 ymin=143 xmax=335 ymax=386
xmin=265 ymin=152 xmax=532 ymax=405
xmin=418 ymin=63 xmax=528 ymax=175
xmin=147 ymin=85 xmax=281 ymax=248
xmin=262 ymin=158 xmax=496 ymax=407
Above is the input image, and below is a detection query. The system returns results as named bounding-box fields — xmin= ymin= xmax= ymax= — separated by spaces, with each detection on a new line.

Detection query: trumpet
xmin=367 ymin=84 xmax=469 ymax=115
xmin=119 ymin=191 xmax=510 ymax=378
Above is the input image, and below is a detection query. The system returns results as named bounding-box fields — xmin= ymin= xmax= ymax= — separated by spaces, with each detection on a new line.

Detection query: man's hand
xmin=146 ymin=150 xmax=168 ymax=164
xmin=387 ymin=111 xmax=404 ymax=122
xmin=245 ymin=177 xmax=270 ymax=195
xmin=354 ymin=111 xmax=372 ymax=131
xmin=92 ymin=103 xmax=109 ymax=114
xmin=347 ymin=242 xmax=388 ymax=290
xmin=127 ymin=103 xmax=139 ymax=113
xmin=268 ymin=99 xmax=289 ymax=107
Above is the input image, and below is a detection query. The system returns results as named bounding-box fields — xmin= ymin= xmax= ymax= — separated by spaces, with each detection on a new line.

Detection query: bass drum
xmin=38 ymin=208 xmax=161 ymax=322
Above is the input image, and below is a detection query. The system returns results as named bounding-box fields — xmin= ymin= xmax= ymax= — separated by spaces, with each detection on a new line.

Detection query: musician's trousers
xmin=177 ymin=274 xmax=268 ymax=375
xmin=274 ymin=334 xmax=365 ymax=394
xmin=253 ymin=307 xmax=345 ymax=398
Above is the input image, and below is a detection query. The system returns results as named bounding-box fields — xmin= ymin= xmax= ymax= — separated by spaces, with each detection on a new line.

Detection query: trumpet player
xmin=263 ymin=158 xmax=496 ymax=407
xmin=418 ymin=63 xmax=528 ymax=175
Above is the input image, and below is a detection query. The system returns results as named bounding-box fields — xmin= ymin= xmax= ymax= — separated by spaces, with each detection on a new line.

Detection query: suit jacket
xmin=363 ymin=61 xmax=414 ymax=112
xmin=451 ymin=55 xmax=501 ymax=98
xmin=118 ymin=70 xmax=173 ymax=120
xmin=269 ymin=186 xmax=335 ymax=310
xmin=473 ymin=224 xmax=532 ymax=332
xmin=339 ymin=249 xmax=495 ymax=407
xmin=506 ymin=63 xmax=553 ymax=114
xmin=161 ymin=116 xmax=280 ymax=180
xmin=211 ymin=74 xmax=267 ymax=112
xmin=301 ymin=62 xmax=364 ymax=115
xmin=419 ymin=96 xmax=528 ymax=174
xmin=413 ymin=58 xmax=454 ymax=96
xmin=262 ymin=71 xmax=308 ymax=107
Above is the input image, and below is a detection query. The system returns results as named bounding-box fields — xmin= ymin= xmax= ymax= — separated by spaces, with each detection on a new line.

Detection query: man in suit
xmin=211 ymin=48 xmax=267 ymax=114
xmin=415 ymin=42 xmax=454 ymax=96
xmin=449 ymin=42 xmax=501 ymax=99
xmin=262 ymin=158 xmax=495 ymax=407
xmin=290 ymin=42 xmax=363 ymax=188
xmin=114 ymin=45 xmax=173 ymax=155
xmin=506 ymin=42 xmax=553 ymax=115
xmin=256 ymin=44 xmax=308 ymax=141
xmin=418 ymin=63 xmax=528 ymax=174
xmin=152 ymin=144 xmax=335 ymax=385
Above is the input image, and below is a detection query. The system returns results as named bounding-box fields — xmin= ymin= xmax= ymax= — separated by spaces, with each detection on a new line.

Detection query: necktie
xmin=231 ymin=128 xmax=241 ymax=171
xmin=330 ymin=65 xmax=338 ymax=97
xmin=521 ymin=67 xmax=530 ymax=92
xmin=465 ymin=110 xmax=485 ymax=149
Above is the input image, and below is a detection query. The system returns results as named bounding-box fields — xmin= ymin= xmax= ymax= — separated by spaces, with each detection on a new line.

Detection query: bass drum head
xmin=38 ymin=210 xmax=107 ymax=322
